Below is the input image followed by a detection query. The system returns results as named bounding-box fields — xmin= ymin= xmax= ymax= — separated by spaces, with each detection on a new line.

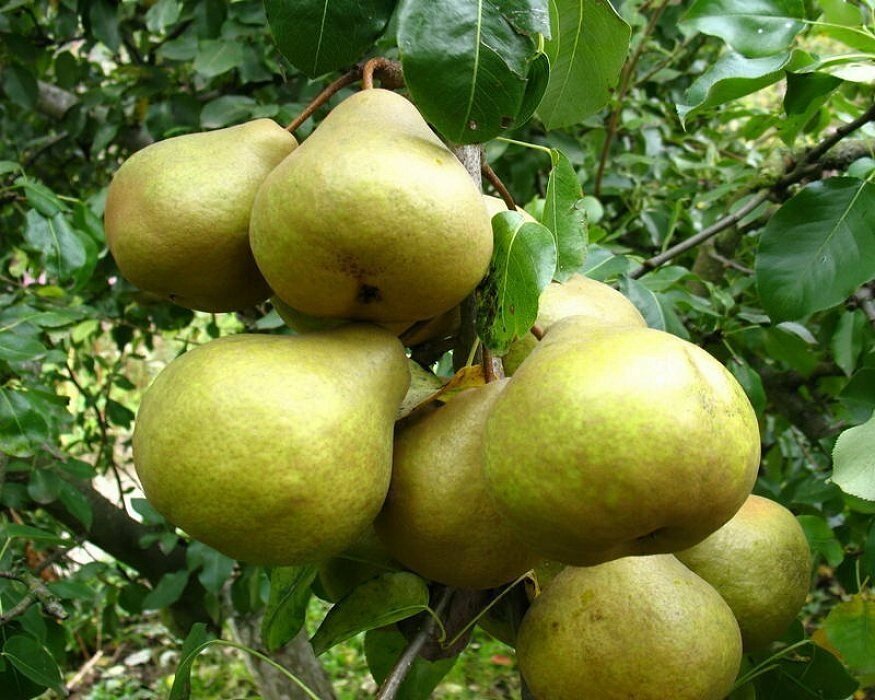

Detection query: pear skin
xmin=376 ymin=381 xmax=541 ymax=589
xmin=517 ymin=556 xmax=742 ymax=700
xmin=105 ymin=120 xmax=296 ymax=312
xmin=132 ymin=325 xmax=410 ymax=565
xmin=250 ymin=89 xmax=492 ymax=323
xmin=676 ymin=495 xmax=811 ymax=651
xmin=484 ymin=327 xmax=760 ymax=566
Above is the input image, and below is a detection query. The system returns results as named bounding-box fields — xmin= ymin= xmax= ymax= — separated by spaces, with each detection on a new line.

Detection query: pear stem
xmin=530 ymin=324 xmax=545 ymax=341
xmin=361 ymin=57 xmax=404 ymax=90
xmin=481 ymin=161 xmax=516 ymax=211
xmin=482 ymin=346 xmax=504 ymax=383
xmin=285 ymin=68 xmax=363 ymax=134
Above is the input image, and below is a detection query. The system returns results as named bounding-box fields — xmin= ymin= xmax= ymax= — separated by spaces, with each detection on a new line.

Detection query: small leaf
xmin=200 ymin=95 xmax=257 ymax=129
xmin=476 ymin=212 xmax=557 ymax=354
xmin=797 ymin=514 xmax=844 ymax=567
xmin=398 ymin=0 xmax=540 ymax=143
xmin=168 ymin=623 xmax=212 ymax=700
xmin=365 ymin=627 xmax=458 ymax=699
xmin=538 ymin=0 xmax=630 ymax=129
xmin=1 ymin=65 xmax=38 ymax=109
xmin=142 ymin=570 xmax=189 ymax=610
xmin=831 ymin=415 xmax=875 ymax=502
xmin=16 ymin=177 xmax=66 ymax=217
xmin=542 ymin=150 xmax=586 ymax=280
xmin=193 ymin=40 xmax=244 ymax=78
xmin=397 ymin=361 xmax=444 ymax=420
xmin=0 ymin=523 xmax=67 ymax=544
xmin=265 ymin=0 xmax=397 ymax=78
xmin=2 ymin=635 xmax=64 ymax=695
xmin=0 ymin=388 xmax=54 ymax=458
xmin=619 ymin=277 xmax=665 ymax=330
xmin=261 ymin=566 xmax=318 ymax=652
xmin=22 ymin=210 xmax=96 ymax=287
xmin=681 ymin=0 xmax=805 ymax=58
xmin=779 ymin=71 xmax=842 ymax=145
xmin=105 ymin=398 xmax=135 ymax=428
xmin=27 ymin=469 xmax=60 ymax=505
xmin=310 ymin=572 xmax=430 ymax=655
xmin=58 ymin=481 xmax=93 ymax=530
xmin=88 ymin=0 xmax=121 ymax=51
xmin=186 ymin=541 xmax=236 ymax=595
xmin=823 ymin=595 xmax=875 ymax=679
xmin=755 ymin=177 xmax=875 ymax=322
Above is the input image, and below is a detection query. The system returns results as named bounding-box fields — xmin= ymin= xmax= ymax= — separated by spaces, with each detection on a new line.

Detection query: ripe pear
xmin=676 ymin=494 xmax=811 ymax=651
xmin=484 ymin=327 xmax=760 ymax=566
xmin=517 ymin=556 xmax=742 ymax=700
xmin=105 ymin=120 xmax=296 ymax=312
xmin=250 ymin=89 xmax=493 ymax=323
xmin=132 ymin=325 xmax=409 ymax=565
xmin=375 ymin=381 xmax=541 ymax=589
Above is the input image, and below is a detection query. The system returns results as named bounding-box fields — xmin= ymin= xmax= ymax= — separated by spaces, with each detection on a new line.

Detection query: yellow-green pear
xmin=132 ymin=325 xmax=409 ymax=565
xmin=250 ymin=89 xmax=493 ymax=323
xmin=484 ymin=327 xmax=760 ymax=566
xmin=375 ymin=381 xmax=541 ymax=589
xmin=517 ymin=556 xmax=742 ymax=700
xmin=676 ymin=494 xmax=811 ymax=651
xmin=105 ymin=120 xmax=296 ymax=312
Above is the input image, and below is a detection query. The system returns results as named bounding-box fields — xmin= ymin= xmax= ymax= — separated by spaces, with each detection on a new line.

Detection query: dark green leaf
xmin=514 ymin=52 xmax=550 ymax=128
xmin=755 ymin=177 xmax=875 ymax=321
xmin=476 ymin=212 xmax=558 ymax=354
xmin=398 ymin=0 xmax=537 ymax=143
xmin=727 ymin=358 xmax=767 ymax=416
xmin=186 ymin=541 xmax=236 ymax=595
xmin=831 ymin=415 xmax=875 ymax=502
xmin=105 ymin=398 xmax=134 ymax=428
xmin=22 ymin=210 xmax=96 ymax=287
xmin=145 ymin=0 xmax=181 ymax=33
xmin=142 ymin=570 xmax=189 ymax=610
xmin=2 ymin=636 xmax=64 ymax=695
xmin=619 ymin=276 xmax=664 ymax=330
xmin=538 ymin=0 xmax=630 ymax=129
xmin=27 ymin=469 xmax=60 ymax=505
xmin=542 ymin=150 xmax=586 ymax=280
xmin=365 ymin=627 xmax=457 ymax=699
xmin=678 ymin=50 xmax=809 ymax=125
xmin=193 ymin=40 xmax=245 ymax=78
xmin=0 ymin=331 xmax=47 ymax=363
xmin=1 ymin=65 xmax=38 ymax=109
xmin=168 ymin=623 xmax=212 ymax=700
xmin=200 ymin=96 xmax=256 ymax=129
xmin=0 ymin=389 xmax=53 ymax=458
xmin=797 ymin=514 xmax=844 ymax=567
xmin=823 ymin=595 xmax=875 ymax=678
xmin=0 ymin=524 xmax=67 ymax=544
xmin=831 ymin=310 xmax=865 ymax=376
xmin=310 ymin=572 xmax=430 ymax=655
xmin=779 ymin=71 xmax=842 ymax=145
xmin=681 ymin=0 xmax=804 ymax=58
xmin=265 ymin=0 xmax=397 ymax=77
xmin=58 ymin=481 xmax=93 ymax=529
xmin=15 ymin=177 xmax=66 ymax=217
xmin=88 ymin=0 xmax=121 ymax=51
xmin=261 ymin=566 xmax=318 ymax=651
xmin=753 ymin=643 xmax=859 ymax=699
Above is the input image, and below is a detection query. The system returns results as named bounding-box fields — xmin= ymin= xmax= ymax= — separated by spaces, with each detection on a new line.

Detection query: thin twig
xmin=285 ymin=68 xmax=363 ymax=134
xmin=376 ymin=588 xmax=454 ymax=700
xmin=595 ymin=0 xmax=672 ymax=196
xmin=630 ymin=101 xmax=875 ymax=277
xmin=65 ymin=649 xmax=104 ymax=692
xmin=0 ymin=570 xmax=67 ymax=625
xmin=481 ymin=162 xmax=516 ymax=210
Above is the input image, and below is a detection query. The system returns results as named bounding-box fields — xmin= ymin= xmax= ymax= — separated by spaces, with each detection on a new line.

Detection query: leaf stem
xmin=496 ymin=137 xmax=554 ymax=158
xmin=731 ymin=639 xmax=813 ymax=691
xmin=441 ymin=572 xmax=530 ymax=650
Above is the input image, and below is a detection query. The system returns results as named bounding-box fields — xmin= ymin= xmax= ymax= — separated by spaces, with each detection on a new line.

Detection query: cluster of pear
xmin=107 ymin=88 xmax=810 ymax=699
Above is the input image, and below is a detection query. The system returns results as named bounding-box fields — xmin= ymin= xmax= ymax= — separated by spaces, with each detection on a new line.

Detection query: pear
xmin=132 ymin=325 xmax=409 ymax=565
xmin=517 ymin=556 xmax=742 ymax=700
xmin=676 ymin=494 xmax=811 ymax=651
xmin=484 ymin=327 xmax=760 ymax=566
xmin=250 ymin=89 xmax=493 ymax=323
xmin=375 ymin=381 xmax=541 ymax=589
xmin=105 ymin=120 xmax=296 ymax=312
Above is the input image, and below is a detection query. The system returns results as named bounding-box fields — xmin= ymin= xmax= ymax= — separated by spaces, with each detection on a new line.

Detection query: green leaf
xmin=823 ymin=595 xmax=875 ymax=679
xmin=398 ymin=0 xmax=541 ymax=143
xmin=0 ymin=331 xmax=47 ymax=363
xmin=22 ymin=210 xmax=96 ymax=288
xmin=310 ymin=572 xmax=430 ymax=656
xmin=145 ymin=0 xmax=181 ymax=33
xmin=88 ymin=0 xmax=121 ymax=51
xmin=168 ymin=623 xmax=212 ymax=700
xmin=27 ymin=469 xmax=60 ymax=505
xmin=831 ymin=415 xmax=875 ymax=502
xmin=755 ymin=177 xmax=875 ymax=322
xmin=0 ymin=388 xmax=53 ymax=458
xmin=365 ymin=627 xmax=458 ymax=699
xmin=779 ymin=71 xmax=842 ymax=145
xmin=105 ymin=398 xmax=134 ymax=428
xmin=186 ymin=541 xmax=236 ymax=595
xmin=753 ymin=643 xmax=859 ymax=699
xmin=2 ymin=636 xmax=64 ymax=695
xmin=261 ymin=566 xmax=318 ymax=652
xmin=16 ymin=177 xmax=66 ymax=217
xmin=200 ymin=96 xmax=257 ymax=129
xmin=193 ymin=40 xmax=245 ymax=78
xmin=728 ymin=358 xmax=767 ymax=416
xmin=538 ymin=0 xmax=630 ymax=129
xmin=476 ymin=212 xmax=557 ymax=354
xmin=681 ymin=0 xmax=805 ymax=58
xmin=0 ymin=524 xmax=67 ymax=544
xmin=142 ymin=570 xmax=189 ymax=610
xmin=797 ymin=514 xmax=844 ymax=567
xmin=265 ymin=0 xmax=397 ymax=77
xmin=619 ymin=276 xmax=664 ymax=330
xmin=678 ymin=50 xmax=808 ymax=125
xmin=1 ymin=65 xmax=38 ymax=109
xmin=542 ymin=150 xmax=586 ymax=280
xmin=58 ymin=481 xmax=93 ymax=530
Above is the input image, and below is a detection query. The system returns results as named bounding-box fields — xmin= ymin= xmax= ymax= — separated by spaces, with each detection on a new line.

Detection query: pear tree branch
xmin=629 ymin=101 xmax=875 ymax=278
xmin=0 ymin=569 xmax=67 ymax=626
